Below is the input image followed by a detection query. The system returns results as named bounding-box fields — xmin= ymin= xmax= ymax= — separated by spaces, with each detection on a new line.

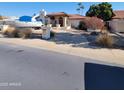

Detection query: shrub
xmin=96 ymin=33 xmax=113 ymax=48
xmin=85 ymin=17 xmax=104 ymax=30
xmin=2 ymin=26 xmax=19 ymax=37
xmin=17 ymin=28 xmax=32 ymax=39
xmin=100 ymin=26 xmax=108 ymax=33
xmin=78 ymin=21 xmax=87 ymax=30
xmin=2 ymin=26 xmax=32 ymax=39
xmin=50 ymin=31 xmax=55 ymax=37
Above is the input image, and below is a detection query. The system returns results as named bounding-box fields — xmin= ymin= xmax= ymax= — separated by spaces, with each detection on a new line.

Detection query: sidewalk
xmin=0 ymin=37 xmax=124 ymax=65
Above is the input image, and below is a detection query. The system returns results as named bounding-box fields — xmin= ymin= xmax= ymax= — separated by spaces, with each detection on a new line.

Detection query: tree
xmin=86 ymin=2 xmax=115 ymax=21
xmin=76 ymin=2 xmax=84 ymax=15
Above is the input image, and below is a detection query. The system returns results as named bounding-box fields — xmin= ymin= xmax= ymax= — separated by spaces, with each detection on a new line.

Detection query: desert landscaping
xmin=0 ymin=2 xmax=124 ymax=90
xmin=0 ymin=2 xmax=124 ymax=66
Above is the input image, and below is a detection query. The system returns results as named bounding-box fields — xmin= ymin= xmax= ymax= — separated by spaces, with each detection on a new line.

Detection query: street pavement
xmin=0 ymin=42 xmax=123 ymax=90
xmin=0 ymin=42 xmax=89 ymax=90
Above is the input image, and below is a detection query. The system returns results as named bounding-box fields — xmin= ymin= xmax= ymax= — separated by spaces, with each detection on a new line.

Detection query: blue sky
xmin=0 ymin=2 xmax=124 ymax=17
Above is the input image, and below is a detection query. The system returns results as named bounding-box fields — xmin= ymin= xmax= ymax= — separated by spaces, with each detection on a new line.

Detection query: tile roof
xmin=68 ymin=14 xmax=88 ymax=20
xmin=47 ymin=12 xmax=88 ymax=19
xmin=47 ymin=12 xmax=69 ymax=17
xmin=113 ymin=10 xmax=124 ymax=19
xmin=47 ymin=12 xmax=96 ymax=20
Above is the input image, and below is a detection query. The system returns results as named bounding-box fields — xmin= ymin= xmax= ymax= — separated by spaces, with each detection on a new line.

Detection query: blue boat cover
xmin=19 ymin=16 xmax=32 ymax=22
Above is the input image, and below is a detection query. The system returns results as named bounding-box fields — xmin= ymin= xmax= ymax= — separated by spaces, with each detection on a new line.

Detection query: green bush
xmin=78 ymin=21 xmax=87 ymax=30
xmin=50 ymin=31 xmax=55 ymax=37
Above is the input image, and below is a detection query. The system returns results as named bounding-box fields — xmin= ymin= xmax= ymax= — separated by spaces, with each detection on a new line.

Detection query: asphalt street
xmin=0 ymin=42 xmax=100 ymax=90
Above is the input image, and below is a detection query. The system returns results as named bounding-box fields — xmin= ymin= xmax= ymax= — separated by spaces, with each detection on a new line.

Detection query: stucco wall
xmin=69 ymin=20 xmax=80 ymax=28
xmin=109 ymin=20 xmax=124 ymax=32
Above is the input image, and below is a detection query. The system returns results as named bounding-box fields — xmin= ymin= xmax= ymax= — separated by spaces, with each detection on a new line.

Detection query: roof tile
xmin=113 ymin=10 xmax=124 ymax=19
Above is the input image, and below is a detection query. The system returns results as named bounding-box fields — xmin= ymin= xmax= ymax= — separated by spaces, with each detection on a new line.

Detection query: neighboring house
xmin=109 ymin=10 xmax=124 ymax=32
xmin=112 ymin=10 xmax=124 ymax=20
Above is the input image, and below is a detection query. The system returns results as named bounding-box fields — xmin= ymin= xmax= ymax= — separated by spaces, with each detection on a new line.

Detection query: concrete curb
xmin=0 ymin=38 xmax=124 ymax=65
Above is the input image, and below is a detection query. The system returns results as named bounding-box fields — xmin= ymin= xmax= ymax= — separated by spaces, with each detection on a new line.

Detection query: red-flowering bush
xmin=85 ymin=17 xmax=104 ymax=30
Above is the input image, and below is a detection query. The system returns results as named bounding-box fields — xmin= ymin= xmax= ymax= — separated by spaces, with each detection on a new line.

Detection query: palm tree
xmin=76 ymin=2 xmax=84 ymax=15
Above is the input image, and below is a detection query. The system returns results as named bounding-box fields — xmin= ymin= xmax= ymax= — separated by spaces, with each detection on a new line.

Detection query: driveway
xmin=51 ymin=29 xmax=98 ymax=48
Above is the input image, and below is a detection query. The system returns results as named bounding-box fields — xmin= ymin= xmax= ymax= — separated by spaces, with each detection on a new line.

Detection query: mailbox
xmin=42 ymin=27 xmax=51 ymax=39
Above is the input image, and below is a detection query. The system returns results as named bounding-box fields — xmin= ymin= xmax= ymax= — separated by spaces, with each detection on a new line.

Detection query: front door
xmin=59 ymin=17 xmax=63 ymax=27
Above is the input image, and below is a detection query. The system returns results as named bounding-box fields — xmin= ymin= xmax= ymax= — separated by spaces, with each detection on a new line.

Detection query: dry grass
xmin=96 ymin=33 xmax=113 ymax=48
xmin=2 ymin=26 xmax=32 ymax=38
xmin=2 ymin=26 xmax=18 ymax=37
xmin=17 ymin=28 xmax=32 ymax=39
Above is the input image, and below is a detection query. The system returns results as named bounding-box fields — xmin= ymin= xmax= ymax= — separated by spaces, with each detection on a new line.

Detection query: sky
xmin=0 ymin=2 xmax=124 ymax=17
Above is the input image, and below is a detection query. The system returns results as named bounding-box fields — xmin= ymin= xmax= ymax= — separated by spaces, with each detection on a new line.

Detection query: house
xmin=112 ymin=10 xmax=124 ymax=20
xmin=109 ymin=10 xmax=124 ymax=32
xmin=46 ymin=12 xmax=69 ymax=27
xmin=46 ymin=12 xmax=87 ymax=29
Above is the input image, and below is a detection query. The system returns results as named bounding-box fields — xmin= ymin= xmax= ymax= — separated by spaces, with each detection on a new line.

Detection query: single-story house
xmin=46 ymin=12 xmax=69 ymax=27
xmin=108 ymin=10 xmax=124 ymax=32
xmin=112 ymin=10 xmax=124 ymax=20
xmin=45 ymin=12 xmax=87 ymax=28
